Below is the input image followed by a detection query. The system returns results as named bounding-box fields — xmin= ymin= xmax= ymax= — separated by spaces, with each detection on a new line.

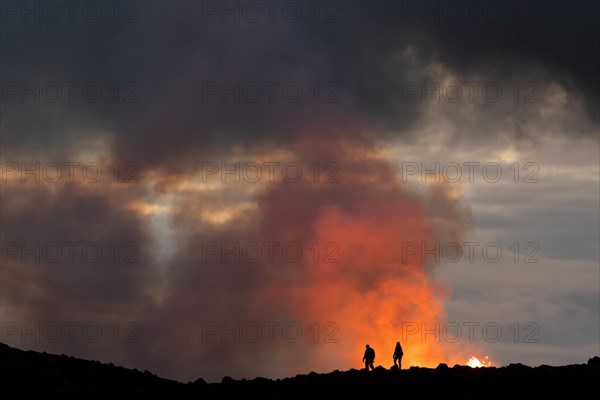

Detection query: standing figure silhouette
xmin=393 ymin=341 xmax=403 ymax=369
xmin=363 ymin=344 xmax=375 ymax=371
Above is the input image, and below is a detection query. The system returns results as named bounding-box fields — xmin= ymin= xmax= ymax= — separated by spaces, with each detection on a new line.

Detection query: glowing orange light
xmin=467 ymin=356 xmax=493 ymax=368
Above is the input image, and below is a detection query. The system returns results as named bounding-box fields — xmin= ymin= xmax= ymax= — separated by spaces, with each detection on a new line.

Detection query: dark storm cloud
xmin=0 ymin=181 xmax=159 ymax=313
xmin=3 ymin=1 xmax=597 ymax=169
xmin=0 ymin=177 xmax=162 ymax=372
xmin=128 ymin=130 xmax=471 ymax=382
xmin=304 ymin=0 xmax=599 ymax=131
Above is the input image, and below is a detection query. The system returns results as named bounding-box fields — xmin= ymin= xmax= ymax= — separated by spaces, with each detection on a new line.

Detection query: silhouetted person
xmin=393 ymin=341 xmax=403 ymax=368
xmin=363 ymin=344 xmax=375 ymax=371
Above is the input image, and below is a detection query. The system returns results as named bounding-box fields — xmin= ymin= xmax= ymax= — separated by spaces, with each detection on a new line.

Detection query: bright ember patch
xmin=467 ymin=356 xmax=493 ymax=368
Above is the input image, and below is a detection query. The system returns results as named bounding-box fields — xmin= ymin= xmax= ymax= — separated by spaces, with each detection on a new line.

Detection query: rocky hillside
xmin=1 ymin=342 xmax=599 ymax=399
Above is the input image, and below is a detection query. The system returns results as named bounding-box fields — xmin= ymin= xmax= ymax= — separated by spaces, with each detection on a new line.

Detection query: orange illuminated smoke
xmin=257 ymin=131 xmax=477 ymax=374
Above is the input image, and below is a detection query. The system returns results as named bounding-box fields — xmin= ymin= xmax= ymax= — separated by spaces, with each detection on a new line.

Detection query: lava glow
xmin=467 ymin=356 xmax=493 ymax=368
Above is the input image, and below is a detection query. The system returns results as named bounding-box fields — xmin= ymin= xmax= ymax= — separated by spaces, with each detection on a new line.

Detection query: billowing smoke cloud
xmin=0 ymin=175 xmax=162 ymax=369
xmin=3 ymin=1 xmax=597 ymax=166
xmin=111 ymin=127 xmax=470 ymax=382
xmin=1 ymin=127 xmax=472 ymax=383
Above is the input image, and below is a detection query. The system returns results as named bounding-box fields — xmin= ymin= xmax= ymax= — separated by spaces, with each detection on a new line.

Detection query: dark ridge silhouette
xmin=1 ymin=342 xmax=599 ymax=399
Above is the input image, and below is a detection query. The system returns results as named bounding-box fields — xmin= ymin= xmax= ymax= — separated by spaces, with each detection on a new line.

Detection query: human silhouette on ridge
xmin=363 ymin=344 xmax=375 ymax=371
xmin=393 ymin=341 xmax=403 ymax=369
